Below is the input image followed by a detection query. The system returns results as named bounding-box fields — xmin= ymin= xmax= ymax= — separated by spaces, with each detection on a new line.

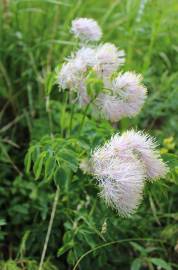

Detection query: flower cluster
xmin=91 ymin=130 xmax=169 ymax=216
xmin=58 ymin=17 xmax=146 ymax=120
xmin=57 ymin=17 xmax=169 ymax=217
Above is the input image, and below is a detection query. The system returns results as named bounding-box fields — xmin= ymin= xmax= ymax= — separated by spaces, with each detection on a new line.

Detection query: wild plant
xmin=25 ymin=17 xmax=168 ymax=269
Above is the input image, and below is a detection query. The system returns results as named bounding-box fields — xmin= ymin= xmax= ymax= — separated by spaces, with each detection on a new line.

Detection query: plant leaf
xmin=54 ymin=167 xmax=67 ymax=187
xmin=131 ymin=258 xmax=142 ymax=270
xmin=150 ymin=258 xmax=172 ymax=270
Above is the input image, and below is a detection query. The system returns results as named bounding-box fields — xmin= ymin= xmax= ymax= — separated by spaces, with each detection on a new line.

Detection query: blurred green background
xmin=0 ymin=0 xmax=178 ymax=269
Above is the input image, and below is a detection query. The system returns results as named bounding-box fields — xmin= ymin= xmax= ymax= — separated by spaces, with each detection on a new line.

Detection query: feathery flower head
xmin=95 ymin=93 xmax=125 ymax=122
xmin=76 ymin=47 xmax=96 ymax=66
xmin=91 ymin=137 xmax=145 ymax=216
xmin=116 ymin=130 xmax=169 ymax=179
xmin=94 ymin=43 xmax=125 ymax=77
xmin=58 ymin=56 xmax=90 ymax=105
xmin=58 ymin=57 xmax=86 ymax=90
xmin=112 ymin=71 xmax=147 ymax=116
xmin=90 ymin=131 xmax=168 ymax=216
xmin=96 ymin=71 xmax=147 ymax=122
xmin=71 ymin=18 xmax=102 ymax=41
xmin=98 ymin=160 xmax=145 ymax=217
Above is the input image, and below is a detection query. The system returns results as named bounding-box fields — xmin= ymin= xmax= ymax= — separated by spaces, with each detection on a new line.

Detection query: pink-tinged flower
xmin=115 ymin=130 xmax=169 ymax=179
xmin=90 ymin=131 xmax=168 ymax=216
xmin=58 ymin=56 xmax=90 ymax=106
xmin=95 ymin=93 xmax=125 ymax=122
xmin=112 ymin=72 xmax=147 ymax=116
xmin=94 ymin=43 xmax=125 ymax=77
xmin=71 ymin=18 xmax=102 ymax=41
xmin=58 ymin=57 xmax=86 ymax=90
xmin=96 ymin=71 xmax=147 ymax=122
xmin=76 ymin=47 xmax=96 ymax=66
xmin=99 ymin=160 xmax=145 ymax=217
xmin=91 ymin=142 xmax=145 ymax=216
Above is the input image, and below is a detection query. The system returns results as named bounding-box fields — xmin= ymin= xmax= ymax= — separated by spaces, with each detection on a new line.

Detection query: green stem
xmin=73 ymin=238 xmax=164 ymax=270
xmin=69 ymin=101 xmax=75 ymax=136
xmin=38 ymin=187 xmax=60 ymax=270
xmin=78 ymin=94 xmax=99 ymax=136
xmin=60 ymin=92 xmax=68 ymax=137
xmin=78 ymin=103 xmax=90 ymax=136
xmin=46 ymin=95 xmax=53 ymax=138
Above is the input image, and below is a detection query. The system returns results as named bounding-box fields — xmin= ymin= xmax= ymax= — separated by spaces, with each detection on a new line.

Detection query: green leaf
xmin=54 ymin=167 xmax=67 ymax=187
xmin=44 ymin=156 xmax=56 ymax=180
xmin=24 ymin=149 xmax=33 ymax=174
xmin=67 ymin=250 xmax=75 ymax=265
xmin=77 ymin=136 xmax=90 ymax=150
xmin=82 ymin=233 xmax=96 ymax=248
xmin=32 ymin=145 xmax=40 ymax=162
xmin=131 ymin=258 xmax=142 ymax=270
xmin=0 ymin=219 xmax=6 ymax=226
xmin=45 ymin=71 xmax=56 ymax=95
xmin=161 ymin=224 xmax=178 ymax=239
xmin=33 ymin=153 xmax=46 ymax=180
xmin=60 ymin=151 xmax=78 ymax=172
xmin=150 ymin=258 xmax=172 ymax=270
xmin=57 ymin=242 xmax=74 ymax=257
xmin=162 ymin=153 xmax=178 ymax=168
xmin=130 ymin=242 xmax=145 ymax=254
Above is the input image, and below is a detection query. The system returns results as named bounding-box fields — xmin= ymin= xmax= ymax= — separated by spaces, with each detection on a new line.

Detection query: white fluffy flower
xmin=94 ymin=43 xmax=125 ymax=77
xmin=90 ymin=131 xmax=168 ymax=216
xmin=96 ymin=93 xmax=125 ymax=122
xmin=71 ymin=18 xmax=102 ymax=41
xmin=112 ymin=72 xmax=147 ymax=116
xmin=58 ymin=57 xmax=86 ymax=90
xmin=58 ymin=47 xmax=95 ymax=90
xmin=58 ymin=56 xmax=90 ymax=105
xmin=76 ymin=47 xmax=96 ymax=66
xmin=115 ymin=130 xmax=169 ymax=179
xmin=98 ymin=160 xmax=145 ymax=217
xmin=91 ymin=138 xmax=145 ymax=216
xmin=96 ymin=71 xmax=147 ymax=122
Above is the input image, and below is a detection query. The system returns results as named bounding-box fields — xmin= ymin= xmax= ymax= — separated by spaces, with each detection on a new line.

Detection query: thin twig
xmin=0 ymin=114 xmax=25 ymax=133
xmin=38 ymin=187 xmax=60 ymax=270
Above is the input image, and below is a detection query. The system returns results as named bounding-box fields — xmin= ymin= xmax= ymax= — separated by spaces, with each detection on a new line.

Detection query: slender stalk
xmin=78 ymin=94 xmax=99 ymax=136
xmin=46 ymin=95 xmax=53 ymax=138
xmin=60 ymin=92 xmax=68 ymax=137
xmin=38 ymin=187 xmax=60 ymax=270
xmin=73 ymin=238 xmax=164 ymax=270
xmin=78 ymin=102 xmax=90 ymax=135
xmin=69 ymin=102 xmax=75 ymax=136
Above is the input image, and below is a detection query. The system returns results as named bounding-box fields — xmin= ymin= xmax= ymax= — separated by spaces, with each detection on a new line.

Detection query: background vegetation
xmin=0 ymin=0 xmax=178 ymax=269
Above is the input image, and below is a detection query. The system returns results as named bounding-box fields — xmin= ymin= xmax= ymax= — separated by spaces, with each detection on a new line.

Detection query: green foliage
xmin=0 ymin=258 xmax=57 ymax=270
xmin=0 ymin=0 xmax=178 ymax=269
xmin=130 ymin=242 xmax=172 ymax=270
xmin=25 ymin=136 xmax=80 ymax=181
